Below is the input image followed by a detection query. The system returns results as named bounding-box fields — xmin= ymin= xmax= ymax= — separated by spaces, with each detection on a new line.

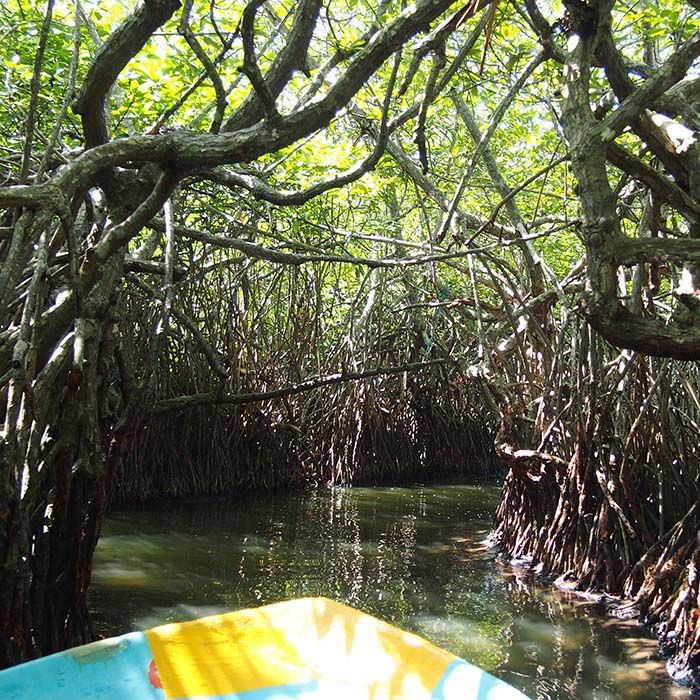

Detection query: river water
xmin=90 ymin=484 xmax=687 ymax=699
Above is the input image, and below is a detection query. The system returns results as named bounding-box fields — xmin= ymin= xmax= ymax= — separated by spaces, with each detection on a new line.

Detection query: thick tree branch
xmin=91 ymin=170 xmax=179 ymax=266
xmin=21 ymin=171 xmax=180 ymax=373
xmin=654 ymin=78 xmax=700 ymax=128
xmin=1 ymin=0 xmax=460 ymax=214
xmin=596 ymin=24 xmax=698 ymax=187
xmin=224 ymin=0 xmax=323 ymax=131
xmin=616 ymin=238 xmax=700 ymax=266
xmin=73 ymin=0 xmax=182 ymax=147
xmin=561 ymin=5 xmax=700 ymax=359
xmin=599 ymin=31 xmax=700 ymax=144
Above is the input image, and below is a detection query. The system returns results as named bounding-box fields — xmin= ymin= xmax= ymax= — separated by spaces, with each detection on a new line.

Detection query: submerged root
xmin=624 ymin=508 xmax=700 ymax=688
xmin=494 ymin=452 xmax=700 ymax=691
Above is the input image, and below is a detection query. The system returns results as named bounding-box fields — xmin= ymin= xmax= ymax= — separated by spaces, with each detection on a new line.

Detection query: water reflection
xmin=90 ymin=485 xmax=686 ymax=699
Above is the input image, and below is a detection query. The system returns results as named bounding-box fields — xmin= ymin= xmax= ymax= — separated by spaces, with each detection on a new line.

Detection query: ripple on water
xmin=90 ymin=484 xmax=687 ymax=699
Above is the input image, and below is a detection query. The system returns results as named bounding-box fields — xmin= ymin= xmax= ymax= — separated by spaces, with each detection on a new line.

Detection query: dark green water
xmin=90 ymin=484 xmax=686 ymax=700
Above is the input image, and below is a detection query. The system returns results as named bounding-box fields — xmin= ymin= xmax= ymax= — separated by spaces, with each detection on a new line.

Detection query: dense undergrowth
xmin=115 ymin=374 xmax=500 ymax=503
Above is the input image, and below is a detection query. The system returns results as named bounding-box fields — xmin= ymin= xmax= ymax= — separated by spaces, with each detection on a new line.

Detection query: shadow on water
xmin=89 ymin=484 xmax=687 ymax=699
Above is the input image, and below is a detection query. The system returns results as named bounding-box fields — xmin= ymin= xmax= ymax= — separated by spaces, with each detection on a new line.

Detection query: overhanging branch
xmin=151 ymin=358 xmax=450 ymax=414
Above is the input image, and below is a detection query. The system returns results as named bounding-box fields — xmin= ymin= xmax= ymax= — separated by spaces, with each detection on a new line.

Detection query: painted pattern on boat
xmin=0 ymin=597 xmax=529 ymax=699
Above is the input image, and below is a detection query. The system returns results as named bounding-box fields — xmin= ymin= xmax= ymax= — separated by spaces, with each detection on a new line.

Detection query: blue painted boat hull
xmin=0 ymin=598 xmax=529 ymax=699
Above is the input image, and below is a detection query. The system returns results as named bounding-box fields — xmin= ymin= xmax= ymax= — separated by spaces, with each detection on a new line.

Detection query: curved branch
xmin=159 ymin=220 xmax=554 ymax=270
xmin=237 ymin=0 xmax=281 ymax=122
xmin=1 ymin=0 xmax=461 ymax=213
xmin=73 ymin=0 xmax=182 ymax=147
xmin=202 ymin=113 xmax=391 ymax=205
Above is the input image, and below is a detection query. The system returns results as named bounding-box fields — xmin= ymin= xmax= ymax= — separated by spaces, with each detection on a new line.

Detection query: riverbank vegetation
xmin=1 ymin=0 xmax=699 ymax=690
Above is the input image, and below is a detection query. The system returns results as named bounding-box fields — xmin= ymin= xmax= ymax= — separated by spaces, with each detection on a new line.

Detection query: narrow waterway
xmin=90 ymin=484 xmax=686 ymax=699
